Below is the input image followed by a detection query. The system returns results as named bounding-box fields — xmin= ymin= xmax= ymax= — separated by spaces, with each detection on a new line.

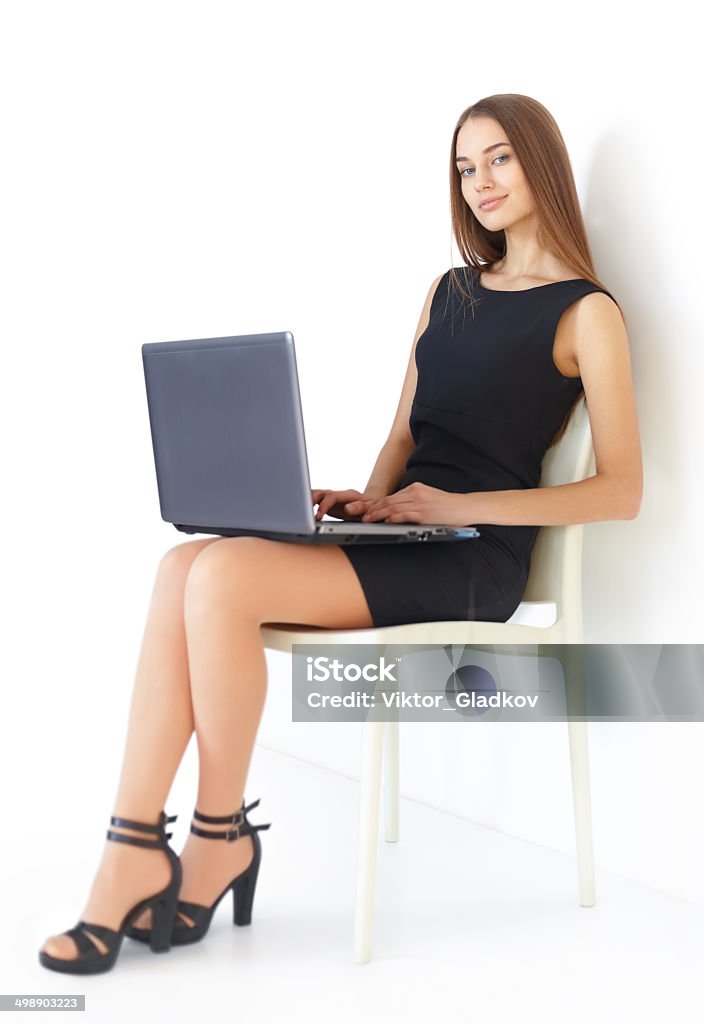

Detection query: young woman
xmin=39 ymin=92 xmax=642 ymax=973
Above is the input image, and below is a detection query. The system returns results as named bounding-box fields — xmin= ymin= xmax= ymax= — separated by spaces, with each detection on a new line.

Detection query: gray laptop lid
xmin=142 ymin=332 xmax=316 ymax=533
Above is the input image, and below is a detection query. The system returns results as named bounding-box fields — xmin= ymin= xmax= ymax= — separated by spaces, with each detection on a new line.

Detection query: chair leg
xmin=383 ymin=719 xmax=400 ymax=843
xmin=567 ymin=717 xmax=596 ymax=907
xmin=562 ymin=642 xmax=596 ymax=907
xmin=354 ymin=720 xmax=385 ymax=964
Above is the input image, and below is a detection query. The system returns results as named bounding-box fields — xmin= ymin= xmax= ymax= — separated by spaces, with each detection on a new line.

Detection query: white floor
xmin=12 ymin=745 xmax=704 ymax=1024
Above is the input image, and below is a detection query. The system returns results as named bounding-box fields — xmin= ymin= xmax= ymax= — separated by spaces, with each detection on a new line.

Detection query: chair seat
xmin=507 ymin=600 xmax=557 ymax=628
xmin=260 ymin=601 xmax=562 ymax=651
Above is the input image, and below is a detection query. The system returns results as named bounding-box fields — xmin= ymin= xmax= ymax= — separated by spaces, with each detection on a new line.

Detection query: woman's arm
xmin=362 ymin=273 xmax=443 ymax=497
xmin=363 ymin=435 xmax=416 ymax=498
xmin=458 ymin=291 xmax=643 ymax=526
xmin=460 ymin=475 xmax=638 ymax=526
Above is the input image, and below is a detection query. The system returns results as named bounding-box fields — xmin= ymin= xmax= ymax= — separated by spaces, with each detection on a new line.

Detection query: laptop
xmin=141 ymin=331 xmax=480 ymax=546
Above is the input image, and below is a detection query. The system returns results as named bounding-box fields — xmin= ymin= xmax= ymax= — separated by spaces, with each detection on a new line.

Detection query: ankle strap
xmin=192 ymin=798 xmax=260 ymax=825
xmin=106 ymin=811 xmax=177 ymax=849
xmin=190 ymin=799 xmax=271 ymax=842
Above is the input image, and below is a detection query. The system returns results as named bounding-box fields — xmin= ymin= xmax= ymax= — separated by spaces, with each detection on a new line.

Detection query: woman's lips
xmin=479 ymin=195 xmax=507 ymax=210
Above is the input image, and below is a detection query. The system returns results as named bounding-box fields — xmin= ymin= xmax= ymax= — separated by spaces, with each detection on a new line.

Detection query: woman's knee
xmin=183 ymin=537 xmax=262 ymax=615
xmin=157 ymin=537 xmax=224 ymax=582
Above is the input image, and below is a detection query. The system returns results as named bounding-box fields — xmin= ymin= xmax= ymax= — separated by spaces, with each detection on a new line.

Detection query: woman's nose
xmin=475 ymin=174 xmax=494 ymax=192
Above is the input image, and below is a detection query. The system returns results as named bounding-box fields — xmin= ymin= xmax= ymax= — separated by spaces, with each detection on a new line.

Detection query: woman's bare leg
xmin=40 ymin=536 xmax=373 ymax=957
xmin=39 ymin=537 xmax=221 ymax=960
xmin=132 ymin=535 xmax=374 ymax=932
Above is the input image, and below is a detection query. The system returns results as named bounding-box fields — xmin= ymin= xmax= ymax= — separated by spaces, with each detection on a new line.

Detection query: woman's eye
xmin=460 ymin=153 xmax=509 ymax=177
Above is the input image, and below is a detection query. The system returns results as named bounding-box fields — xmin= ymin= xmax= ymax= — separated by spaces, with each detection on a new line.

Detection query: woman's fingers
xmin=312 ymin=489 xmax=368 ymax=520
xmin=314 ymin=495 xmax=376 ymax=516
xmin=315 ymin=496 xmax=332 ymax=518
xmin=344 ymin=499 xmax=373 ymax=513
xmin=316 ymin=491 xmax=343 ymax=518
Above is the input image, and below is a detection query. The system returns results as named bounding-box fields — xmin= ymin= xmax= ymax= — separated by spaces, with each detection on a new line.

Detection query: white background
xmin=2 ymin=0 xmax=703 ymax=1019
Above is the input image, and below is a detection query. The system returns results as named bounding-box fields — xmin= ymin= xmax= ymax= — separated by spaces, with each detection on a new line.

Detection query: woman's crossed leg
xmin=40 ymin=536 xmax=374 ymax=960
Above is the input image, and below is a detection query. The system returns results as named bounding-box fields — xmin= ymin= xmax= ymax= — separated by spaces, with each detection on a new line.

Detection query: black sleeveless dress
xmin=340 ymin=265 xmax=617 ymax=627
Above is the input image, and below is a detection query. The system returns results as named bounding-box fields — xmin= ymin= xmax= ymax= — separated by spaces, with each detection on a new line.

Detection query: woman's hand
xmin=311 ymin=488 xmax=380 ymax=522
xmin=354 ymin=482 xmax=473 ymax=526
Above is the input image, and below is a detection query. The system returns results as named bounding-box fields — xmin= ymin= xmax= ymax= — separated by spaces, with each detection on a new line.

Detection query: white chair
xmin=261 ymin=399 xmax=596 ymax=963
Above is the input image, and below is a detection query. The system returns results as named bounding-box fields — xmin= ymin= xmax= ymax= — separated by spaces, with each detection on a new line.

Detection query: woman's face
xmin=455 ymin=116 xmax=534 ymax=228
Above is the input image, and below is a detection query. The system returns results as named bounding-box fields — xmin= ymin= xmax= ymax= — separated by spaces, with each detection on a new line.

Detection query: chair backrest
xmin=521 ymin=399 xmax=595 ymax=631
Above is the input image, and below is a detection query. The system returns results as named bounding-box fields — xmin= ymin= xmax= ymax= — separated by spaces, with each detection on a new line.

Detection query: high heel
xmin=39 ymin=810 xmax=182 ymax=974
xmin=125 ymin=798 xmax=271 ymax=947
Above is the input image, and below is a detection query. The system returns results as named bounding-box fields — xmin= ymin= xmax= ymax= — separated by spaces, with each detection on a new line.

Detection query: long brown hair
xmin=447 ymin=93 xmax=627 ymax=448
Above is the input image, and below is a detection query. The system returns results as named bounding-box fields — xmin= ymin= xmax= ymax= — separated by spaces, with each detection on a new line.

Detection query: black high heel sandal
xmin=39 ymin=811 xmax=182 ymax=975
xmin=125 ymin=798 xmax=271 ymax=947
